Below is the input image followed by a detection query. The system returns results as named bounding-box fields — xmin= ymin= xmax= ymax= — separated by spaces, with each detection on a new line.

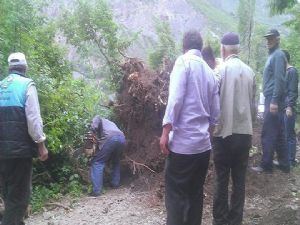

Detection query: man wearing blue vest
xmin=0 ymin=52 xmax=48 ymax=225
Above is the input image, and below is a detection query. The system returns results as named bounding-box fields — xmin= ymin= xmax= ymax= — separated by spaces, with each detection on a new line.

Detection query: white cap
xmin=8 ymin=52 xmax=27 ymax=67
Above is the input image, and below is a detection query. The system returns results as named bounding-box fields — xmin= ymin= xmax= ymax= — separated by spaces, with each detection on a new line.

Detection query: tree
xmin=268 ymin=0 xmax=298 ymax=15
xmin=148 ymin=19 xmax=178 ymax=69
xmin=59 ymin=0 xmax=131 ymax=87
xmin=0 ymin=0 xmax=103 ymax=209
xmin=238 ymin=0 xmax=256 ymax=65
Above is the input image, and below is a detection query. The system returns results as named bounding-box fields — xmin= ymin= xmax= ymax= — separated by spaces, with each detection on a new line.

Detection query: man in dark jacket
xmin=282 ymin=50 xmax=299 ymax=166
xmin=0 ymin=53 xmax=48 ymax=225
xmin=88 ymin=116 xmax=126 ymax=197
xmin=252 ymin=29 xmax=290 ymax=173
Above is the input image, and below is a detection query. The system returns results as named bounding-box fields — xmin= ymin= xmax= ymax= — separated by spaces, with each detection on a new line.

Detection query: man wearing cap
xmin=160 ymin=30 xmax=220 ymax=225
xmin=0 ymin=52 xmax=48 ymax=225
xmin=212 ymin=32 xmax=256 ymax=225
xmin=252 ymin=29 xmax=290 ymax=173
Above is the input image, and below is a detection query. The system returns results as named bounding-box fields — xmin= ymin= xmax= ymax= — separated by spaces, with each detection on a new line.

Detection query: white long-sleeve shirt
xmin=25 ymin=83 xmax=46 ymax=143
xmin=163 ymin=49 xmax=220 ymax=154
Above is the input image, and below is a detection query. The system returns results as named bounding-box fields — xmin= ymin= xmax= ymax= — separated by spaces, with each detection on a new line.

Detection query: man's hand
xmin=209 ymin=125 xmax=215 ymax=138
xmin=160 ymin=124 xmax=172 ymax=155
xmin=270 ymin=103 xmax=278 ymax=114
xmin=38 ymin=142 xmax=48 ymax=161
xmin=160 ymin=134 xmax=170 ymax=155
xmin=286 ymin=106 xmax=293 ymax=117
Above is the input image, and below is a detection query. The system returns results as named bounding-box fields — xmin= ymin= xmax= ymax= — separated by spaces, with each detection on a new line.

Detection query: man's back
xmin=0 ymin=74 xmax=36 ymax=159
xmin=286 ymin=66 xmax=299 ymax=109
xmin=215 ymin=56 xmax=255 ymax=138
xmin=163 ymin=49 xmax=219 ymax=154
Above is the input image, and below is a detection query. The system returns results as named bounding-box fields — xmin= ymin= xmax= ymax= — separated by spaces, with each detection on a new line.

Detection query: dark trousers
xmin=261 ymin=97 xmax=289 ymax=170
xmin=165 ymin=150 xmax=210 ymax=225
xmin=0 ymin=158 xmax=32 ymax=225
xmin=213 ymin=134 xmax=251 ymax=225
xmin=284 ymin=112 xmax=297 ymax=164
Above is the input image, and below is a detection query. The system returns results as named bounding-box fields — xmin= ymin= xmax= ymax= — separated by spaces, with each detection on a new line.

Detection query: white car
xmin=257 ymin=92 xmax=265 ymax=120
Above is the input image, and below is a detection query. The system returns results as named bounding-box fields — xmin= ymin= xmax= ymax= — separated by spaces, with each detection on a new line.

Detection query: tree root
xmin=124 ymin=156 xmax=157 ymax=174
xmin=45 ymin=202 xmax=71 ymax=211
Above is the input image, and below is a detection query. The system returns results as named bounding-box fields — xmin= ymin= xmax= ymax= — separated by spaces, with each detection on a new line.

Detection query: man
xmin=252 ymin=29 xmax=290 ymax=173
xmin=88 ymin=115 xmax=126 ymax=197
xmin=160 ymin=30 xmax=220 ymax=225
xmin=202 ymin=46 xmax=216 ymax=70
xmin=0 ymin=52 xmax=48 ymax=225
xmin=212 ymin=32 xmax=256 ymax=225
xmin=282 ymin=50 xmax=298 ymax=166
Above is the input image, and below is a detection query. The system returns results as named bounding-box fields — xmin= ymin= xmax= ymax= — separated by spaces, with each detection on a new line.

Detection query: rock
xmin=43 ymin=211 xmax=54 ymax=220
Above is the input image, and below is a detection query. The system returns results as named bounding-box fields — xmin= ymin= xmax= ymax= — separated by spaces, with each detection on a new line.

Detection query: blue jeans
xmin=261 ymin=97 xmax=289 ymax=170
xmin=90 ymin=135 xmax=125 ymax=194
xmin=284 ymin=112 xmax=297 ymax=164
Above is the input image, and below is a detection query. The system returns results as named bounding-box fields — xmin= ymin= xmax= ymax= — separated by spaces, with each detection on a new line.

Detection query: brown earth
xmin=114 ymin=58 xmax=173 ymax=174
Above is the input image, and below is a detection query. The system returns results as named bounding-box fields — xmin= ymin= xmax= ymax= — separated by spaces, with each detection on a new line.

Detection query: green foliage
xmin=238 ymin=0 xmax=256 ymax=65
xmin=0 ymin=0 xmax=43 ymax=76
xmin=0 ymin=0 xmax=104 ymax=211
xmin=31 ymin=178 xmax=83 ymax=211
xmin=31 ymin=184 xmax=60 ymax=212
xmin=268 ymin=0 xmax=298 ymax=15
xmin=148 ymin=19 xmax=178 ymax=69
xmin=59 ymin=0 xmax=131 ymax=87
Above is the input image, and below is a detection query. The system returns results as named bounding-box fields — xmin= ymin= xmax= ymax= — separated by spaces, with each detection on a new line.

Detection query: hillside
xmin=48 ymin=0 xmax=289 ymax=59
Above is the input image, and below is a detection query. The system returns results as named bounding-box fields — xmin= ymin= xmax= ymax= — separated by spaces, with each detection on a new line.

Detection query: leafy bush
xmin=148 ymin=19 xmax=178 ymax=69
xmin=0 ymin=0 xmax=107 ymax=211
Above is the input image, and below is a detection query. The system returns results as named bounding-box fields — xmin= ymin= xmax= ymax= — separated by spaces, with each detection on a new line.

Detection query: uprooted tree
xmin=59 ymin=0 xmax=179 ymax=179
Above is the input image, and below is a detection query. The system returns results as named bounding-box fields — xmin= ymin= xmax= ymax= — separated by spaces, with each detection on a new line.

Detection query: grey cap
xmin=263 ymin=29 xmax=280 ymax=37
xmin=221 ymin=32 xmax=240 ymax=45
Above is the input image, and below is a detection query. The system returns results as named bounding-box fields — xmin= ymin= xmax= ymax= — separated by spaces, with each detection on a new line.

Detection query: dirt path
xmin=26 ymin=187 xmax=166 ymax=225
xmin=26 ymin=160 xmax=300 ymax=225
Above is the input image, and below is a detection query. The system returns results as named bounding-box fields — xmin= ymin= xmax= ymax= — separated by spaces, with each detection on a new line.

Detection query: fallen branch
xmin=45 ymin=202 xmax=71 ymax=211
xmin=124 ymin=156 xmax=157 ymax=174
xmin=32 ymin=171 xmax=52 ymax=182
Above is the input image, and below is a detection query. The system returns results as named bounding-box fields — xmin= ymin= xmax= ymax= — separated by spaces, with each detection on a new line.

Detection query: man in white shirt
xmin=0 ymin=53 xmax=48 ymax=225
xmin=160 ymin=30 xmax=220 ymax=225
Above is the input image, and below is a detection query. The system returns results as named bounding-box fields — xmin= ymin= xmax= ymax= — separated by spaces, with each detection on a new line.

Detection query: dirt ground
xmin=26 ymin=149 xmax=300 ymax=225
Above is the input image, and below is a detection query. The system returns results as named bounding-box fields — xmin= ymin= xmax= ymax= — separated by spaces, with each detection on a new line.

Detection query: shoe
xmin=273 ymin=160 xmax=279 ymax=166
xmin=274 ymin=164 xmax=290 ymax=173
xmin=273 ymin=160 xmax=291 ymax=173
xmin=88 ymin=192 xmax=101 ymax=197
xmin=110 ymin=183 xmax=120 ymax=189
xmin=251 ymin=166 xmax=272 ymax=173
xmin=291 ymin=159 xmax=299 ymax=167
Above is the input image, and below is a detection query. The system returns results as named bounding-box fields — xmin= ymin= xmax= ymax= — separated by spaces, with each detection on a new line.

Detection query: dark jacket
xmin=263 ymin=46 xmax=287 ymax=105
xmin=0 ymin=73 xmax=37 ymax=159
xmin=90 ymin=116 xmax=125 ymax=162
xmin=285 ymin=66 xmax=299 ymax=110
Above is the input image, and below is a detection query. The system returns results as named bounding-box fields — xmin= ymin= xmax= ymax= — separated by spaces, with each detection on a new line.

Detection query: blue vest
xmin=0 ymin=73 xmax=37 ymax=159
